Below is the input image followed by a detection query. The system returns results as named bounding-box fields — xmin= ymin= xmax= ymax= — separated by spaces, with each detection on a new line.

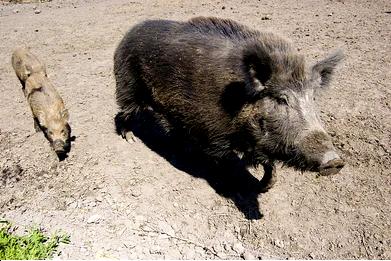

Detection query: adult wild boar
xmin=114 ymin=17 xmax=345 ymax=190
xmin=12 ymin=47 xmax=71 ymax=159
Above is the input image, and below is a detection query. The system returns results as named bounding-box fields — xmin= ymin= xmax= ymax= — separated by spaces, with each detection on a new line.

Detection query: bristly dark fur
xmin=114 ymin=17 xmax=343 ymax=173
xmin=187 ymin=17 xmax=261 ymax=40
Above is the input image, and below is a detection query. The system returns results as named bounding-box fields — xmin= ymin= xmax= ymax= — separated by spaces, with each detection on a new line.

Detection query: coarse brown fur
xmin=114 ymin=17 xmax=344 ymax=190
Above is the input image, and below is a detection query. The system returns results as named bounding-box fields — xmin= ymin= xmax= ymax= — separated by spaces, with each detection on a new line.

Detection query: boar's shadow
xmin=115 ymin=109 xmax=264 ymax=220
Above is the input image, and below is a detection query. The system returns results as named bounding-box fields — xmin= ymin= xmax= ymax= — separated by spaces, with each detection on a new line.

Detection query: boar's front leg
xmin=259 ymin=163 xmax=277 ymax=192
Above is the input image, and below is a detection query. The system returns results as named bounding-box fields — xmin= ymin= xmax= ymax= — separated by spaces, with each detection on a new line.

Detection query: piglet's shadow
xmin=115 ymin=111 xmax=264 ymax=220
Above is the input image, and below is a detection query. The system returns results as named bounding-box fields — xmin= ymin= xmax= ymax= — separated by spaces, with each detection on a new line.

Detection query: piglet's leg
xmin=259 ymin=163 xmax=277 ymax=192
xmin=34 ymin=118 xmax=41 ymax=132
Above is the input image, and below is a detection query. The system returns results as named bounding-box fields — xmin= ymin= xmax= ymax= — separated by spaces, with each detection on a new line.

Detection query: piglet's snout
xmin=53 ymin=139 xmax=66 ymax=153
xmin=319 ymin=150 xmax=345 ymax=176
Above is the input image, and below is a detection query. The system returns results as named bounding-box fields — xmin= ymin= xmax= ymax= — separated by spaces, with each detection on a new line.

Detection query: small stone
xmin=34 ymin=9 xmax=41 ymax=14
xmin=233 ymin=242 xmax=245 ymax=254
xmin=131 ymin=190 xmax=141 ymax=197
xmin=222 ymin=6 xmax=226 ymax=10
xmin=274 ymin=239 xmax=284 ymax=248
xmin=87 ymin=214 xmax=102 ymax=224
xmin=13 ymin=9 xmax=20 ymax=14
xmin=328 ymin=13 xmax=333 ymax=16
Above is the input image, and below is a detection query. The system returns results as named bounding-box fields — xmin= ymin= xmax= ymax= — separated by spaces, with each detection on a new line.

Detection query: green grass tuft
xmin=0 ymin=220 xmax=70 ymax=260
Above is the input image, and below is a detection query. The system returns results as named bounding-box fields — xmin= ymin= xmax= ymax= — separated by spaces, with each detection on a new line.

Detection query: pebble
xmin=95 ymin=195 xmax=103 ymax=202
xmin=274 ymin=239 xmax=284 ymax=248
xmin=13 ymin=9 xmax=19 ymax=14
xmin=131 ymin=190 xmax=141 ymax=197
xmin=87 ymin=214 xmax=102 ymax=224
xmin=34 ymin=9 xmax=41 ymax=14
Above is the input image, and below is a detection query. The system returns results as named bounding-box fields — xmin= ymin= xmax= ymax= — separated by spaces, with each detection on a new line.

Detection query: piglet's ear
xmin=311 ymin=50 xmax=344 ymax=88
xmin=61 ymin=109 xmax=70 ymax=121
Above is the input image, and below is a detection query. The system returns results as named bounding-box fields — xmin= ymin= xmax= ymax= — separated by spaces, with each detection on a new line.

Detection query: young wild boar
xmin=12 ymin=47 xmax=71 ymax=159
xmin=114 ymin=17 xmax=345 ymax=191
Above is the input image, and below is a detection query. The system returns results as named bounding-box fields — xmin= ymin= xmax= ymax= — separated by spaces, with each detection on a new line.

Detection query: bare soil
xmin=0 ymin=0 xmax=390 ymax=259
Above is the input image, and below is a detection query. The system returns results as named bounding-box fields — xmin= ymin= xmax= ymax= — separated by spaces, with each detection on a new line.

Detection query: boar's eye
xmin=276 ymin=95 xmax=288 ymax=105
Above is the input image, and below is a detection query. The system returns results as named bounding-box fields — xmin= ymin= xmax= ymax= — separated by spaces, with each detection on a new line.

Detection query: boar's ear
xmin=61 ymin=109 xmax=70 ymax=121
xmin=242 ymin=47 xmax=273 ymax=97
xmin=311 ymin=50 xmax=344 ymax=88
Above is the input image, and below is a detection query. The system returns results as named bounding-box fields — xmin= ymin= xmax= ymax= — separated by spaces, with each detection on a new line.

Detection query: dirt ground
xmin=0 ymin=0 xmax=390 ymax=259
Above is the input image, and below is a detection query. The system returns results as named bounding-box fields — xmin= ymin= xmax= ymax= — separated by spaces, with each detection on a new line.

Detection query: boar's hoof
xmin=319 ymin=158 xmax=345 ymax=176
xmin=124 ymin=131 xmax=138 ymax=143
xmin=259 ymin=164 xmax=277 ymax=192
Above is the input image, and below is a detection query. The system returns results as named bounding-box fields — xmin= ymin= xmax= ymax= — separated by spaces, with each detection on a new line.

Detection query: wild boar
xmin=114 ymin=17 xmax=345 ymax=191
xmin=12 ymin=47 xmax=71 ymax=159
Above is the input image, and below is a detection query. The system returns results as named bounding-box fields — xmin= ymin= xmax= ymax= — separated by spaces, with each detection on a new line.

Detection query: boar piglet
xmin=12 ymin=47 xmax=71 ymax=159
xmin=114 ymin=17 xmax=345 ymax=191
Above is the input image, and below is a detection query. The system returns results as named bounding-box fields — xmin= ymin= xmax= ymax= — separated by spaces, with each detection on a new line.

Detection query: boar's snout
xmin=296 ymin=131 xmax=344 ymax=175
xmin=318 ymin=150 xmax=345 ymax=176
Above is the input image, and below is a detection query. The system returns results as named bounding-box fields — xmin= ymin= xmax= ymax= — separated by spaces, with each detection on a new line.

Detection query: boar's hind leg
xmin=259 ymin=163 xmax=277 ymax=192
